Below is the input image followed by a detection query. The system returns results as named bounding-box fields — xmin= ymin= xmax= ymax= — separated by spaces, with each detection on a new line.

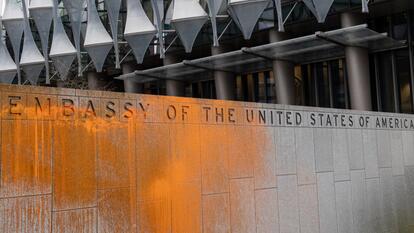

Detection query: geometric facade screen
xmin=124 ymin=0 xmax=156 ymax=64
xmin=62 ymin=0 xmax=85 ymax=76
xmin=151 ymin=0 xmax=165 ymax=58
xmin=302 ymin=0 xmax=335 ymax=23
xmin=0 ymin=19 xmax=17 ymax=84
xmin=362 ymin=0 xmax=370 ymax=13
xmin=2 ymin=0 xmax=25 ymax=84
xmin=274 ymin=0 xmax=284 ymax=32
xmin=105 ymin=0 xmax=121 ymax=68
xmin=20 ymin=0 xmax=45 ymax=85
xmin=29 ymin=0 xmax=53 ymax=84
xmin=228 ymin=0 xmax=270 ymax=40
xmin=171 ymin=0 xmax=208 ymax=53
xmin=50 ymin=0 xmax=77 ymax=80
xmin=206 ymin=0 xmax=224 ymax=46
xmin=84 ymin=0 xmax=113 ymax=72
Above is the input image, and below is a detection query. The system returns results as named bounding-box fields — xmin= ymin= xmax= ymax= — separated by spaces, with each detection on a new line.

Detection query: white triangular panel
xmin=20 ymin=0 xmax=45 ymax=85
xmin=171 ymin=0 xmax=208 ymax=53
xmin=274 ymin=0 xmax=284 ymax=32
xmin=207 ymin=0 xmax=223 ymax=46
xmin=85 ymin=44 xmax=112 ymax=72
xmin=362 ymin=0 xmax=369 ymax=13
xmin=0 ymin=20 xmax=17 ymax=84
xmin=3 ymin=0 xmax=25 ymax=83
xmin=0 ymin=71 xmax=16 ymax=84
xmin=152 ymin=0 xmax=164 ymax=25
xmin=50 ymin=0 xmax=76 ymax=80
xmin=84 ymin=0 xmax=113 ymax=72
xmin=173 ymin=18 xmax=207 ymax=53
xmin=51 ymin=54 xmax=75 ymax=81
xmin=165 ymin=1 xmax=174 ymax=25
xmin=0 ymin=0 xmax=3 ymax=16
xmin=228 ymin=0 xmax=269 ymax=40
xmin=22 ymin=63 xmax=44 ymax=85
xmin=124 ymin=0 xmax=156 ymax=64
xmin=3 ymin=0 xmax=24 ymax=20
xmin=151 ymin=0 xmax=165 ymax=58
xmin=62 ymin=0 xmax=85 ymax=76
xmin=125 ymin=33 xmax=155 ymax=64
xmin=104 ymin=0 xmax=121 ymax=68
xmin=29 ymin=0 xmax=53 ymax=83
xmin=302 ymin=0 xmax=334 ymax=23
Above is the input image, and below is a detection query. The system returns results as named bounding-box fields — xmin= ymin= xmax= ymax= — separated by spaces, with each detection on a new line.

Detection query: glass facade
xmin=182 ymin=9 xmax=414 ymax=115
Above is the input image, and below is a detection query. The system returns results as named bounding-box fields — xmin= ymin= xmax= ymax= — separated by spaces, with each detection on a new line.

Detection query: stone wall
xmin=0 ymin=84 xmax=413 ymax=233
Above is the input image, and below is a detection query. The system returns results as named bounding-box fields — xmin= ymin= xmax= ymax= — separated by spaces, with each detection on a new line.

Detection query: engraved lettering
xmin=167 ymin=105 xmax=177 ymax=120
xmin=62 ymin=99 xmax=75 ymax=117
xmin=9 ymin=96 xmax=22 ymax=115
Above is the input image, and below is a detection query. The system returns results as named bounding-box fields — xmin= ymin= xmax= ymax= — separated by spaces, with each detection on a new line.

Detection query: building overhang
xmin=117 ymin=24 xmax=405 ymax=84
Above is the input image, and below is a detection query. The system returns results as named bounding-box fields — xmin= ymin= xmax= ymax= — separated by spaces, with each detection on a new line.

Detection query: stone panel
xmin=390 ymin=131 xmax=405 ymax=176
xmin=97 ymin=188 xmax=137 ymax=233
xmin=295 ymin=128 xmax=316 ymax=185
xmin=278 ymin=175 xmax=300 ymax=233
xmin=314 ymin=128 xmax=334 ymax=173
xmin=53 ymin=208 xmax=97 ymax=233
xmin=229 ymin=178 xmax=256 ymax=233
xmin=298 ymin=184 xmax=319 ymax=233
xmin=402 ymin=131 xmax=414 ymax=166
xmin=255 ymin=188 xmax=279 ymax=233
xmin=379 ymin=168 xmax=398 ymax=233
xmin=170 ymin=124 xmax=201 ymax=183
xmin=392 ymin=175 xmax=408 ymax=232
xmin=228 ymin=126 xmax=254 ymax=178
xmin=0 ymin=195 xmax=51 ymax=233
xmin=377 ymin=130 xmax=392 ymax=168
xmin=138 ymin=199 xmax=171 ymax=233
xmin=276 ymin=127 xmax=296 ymax=175
xmin=0 ymin=120 xmax=52 ymax=197
xmin=362 ymin=130 xmax=379 ymax=178
xmin=202 ymin=193 xmax=231 ymax=233
xmin=333 ymin=129 xmax=350 ymax=181
xmin=254 ymin=127 xmax=277 ymax=189
xmin=366 ymin=178 xmax=382 ymax=233
xmin=347 ymin=129 xmax=364 ymax=170
xmin=171 ymin=182 xmax=202 ymax=233
xmin=350 ymin=170 xmax=368 ymax=233
xmin=97 ymin=123 xmax=136 ymax=189
xmin=317 ymin=172 xmax=337 ymax=233
xmin=200 ymin=124 xmax=229 ymax=194
xmin=136 ymin=124 xmax=170 ymax=201
xmin=335 ymin=181 xmax=353 ymax=233
xmin=406 ymin=167 xmax=414 ymax=226
xmin=53 ymin=122 xmax=97 ymax=211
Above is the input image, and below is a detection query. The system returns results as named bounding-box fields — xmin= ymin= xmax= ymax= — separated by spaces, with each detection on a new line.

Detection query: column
xmin=212 ymin=46 xmax=236 ymax=100
xmin=342 ymin=12 xmax=372 ymax=111
xmin=87 ymin=72 xmax=107 ymax=90
xmin=165 ymin=54 xmax=185 ymax=96
xmin=269 ymin=30 xmax=296 ymax=105
xmin=122 ymin=62 xmax=144 ymax=93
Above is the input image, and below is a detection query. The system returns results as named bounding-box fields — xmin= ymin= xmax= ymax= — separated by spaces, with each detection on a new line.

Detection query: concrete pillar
xmin=269 ymin=30 xmax=296 ymax=105
xmin=212 ymin=46 xmax=236 ymax=100
xmin=342 ymin=12 xmax=372 ymax=111
xmin=87 ymin=72 xmax=107 ymax=90
xmin=122 ymin=63 xmax=144 ymax=93
xmin=164 ymin=54 xmax=185 ymax=96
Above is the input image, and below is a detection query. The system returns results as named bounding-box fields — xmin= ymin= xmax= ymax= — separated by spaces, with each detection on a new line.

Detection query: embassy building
xmin=0 ymin=0 xmax=412 ymax=114
xmin=1 ymin=0 xmax=414 ymax=233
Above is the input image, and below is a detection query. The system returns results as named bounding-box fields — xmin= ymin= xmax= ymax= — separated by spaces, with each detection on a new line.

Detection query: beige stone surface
xmin=0 ymin=84 xmax=412 ymax=232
